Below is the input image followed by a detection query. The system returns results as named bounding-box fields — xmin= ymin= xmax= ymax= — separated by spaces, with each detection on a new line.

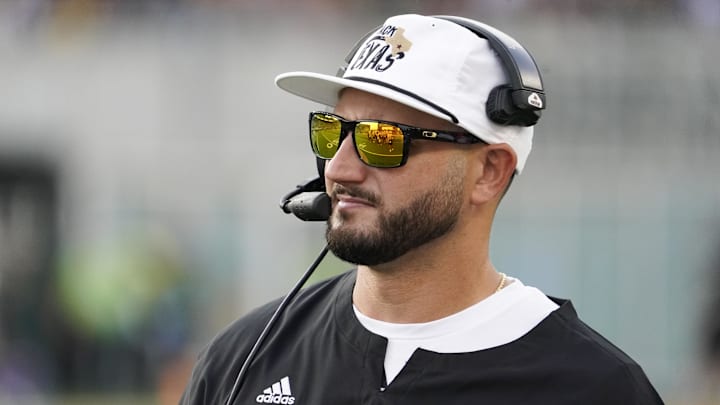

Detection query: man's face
xmin=324 ymin=89 xmax=472 ymax=266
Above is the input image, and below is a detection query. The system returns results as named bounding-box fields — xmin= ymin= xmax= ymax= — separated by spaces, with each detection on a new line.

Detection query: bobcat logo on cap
xmin=348 ymin=25 xmax=413 ymax=73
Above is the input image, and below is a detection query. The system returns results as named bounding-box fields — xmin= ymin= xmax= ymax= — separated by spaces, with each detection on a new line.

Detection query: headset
xmin=339 ymin=15 xmax=546 ymax=128
xmin=228 ymin=16 xmax=546 ymax=404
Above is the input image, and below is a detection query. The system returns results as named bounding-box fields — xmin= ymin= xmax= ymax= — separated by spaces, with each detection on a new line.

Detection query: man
xmin=181 ymin=14 xmax=663 ymax=404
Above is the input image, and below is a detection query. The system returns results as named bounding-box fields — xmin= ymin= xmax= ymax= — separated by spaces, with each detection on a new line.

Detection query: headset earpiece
xmin=486 ymin=85 xmax=542 ymax=126
xmin=486 ymin=85 xmax=515 ymax=125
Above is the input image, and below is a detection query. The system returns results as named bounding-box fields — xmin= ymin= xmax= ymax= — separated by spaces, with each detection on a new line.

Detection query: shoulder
xmin=545 ymin=298 xmax=639 ymax=369
xmin=538 ymin=298 xmax=664 ymax=403
xmin=179 ymin=269 xmax=356 ymax=405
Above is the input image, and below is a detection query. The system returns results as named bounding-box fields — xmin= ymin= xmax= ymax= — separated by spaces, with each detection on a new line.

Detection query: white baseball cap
xmin=275 ymin=14 xmax=535 ymax=173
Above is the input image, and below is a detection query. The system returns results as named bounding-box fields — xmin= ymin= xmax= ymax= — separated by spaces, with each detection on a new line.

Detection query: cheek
xmin=329 ymin=149 xmax=470 ymax=211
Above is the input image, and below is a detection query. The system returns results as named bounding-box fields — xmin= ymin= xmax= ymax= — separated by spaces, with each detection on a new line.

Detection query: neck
xmin=352 ymin=223 xmax=501 ymax=323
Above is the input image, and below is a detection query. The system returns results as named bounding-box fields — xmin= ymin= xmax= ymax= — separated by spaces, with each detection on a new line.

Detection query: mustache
xmin=329 ymin=184 xmax=380 ymax=206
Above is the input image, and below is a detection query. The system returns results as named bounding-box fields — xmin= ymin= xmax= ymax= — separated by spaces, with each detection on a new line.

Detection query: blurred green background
xmin=0 ymin=0 xmax=718 ymax=404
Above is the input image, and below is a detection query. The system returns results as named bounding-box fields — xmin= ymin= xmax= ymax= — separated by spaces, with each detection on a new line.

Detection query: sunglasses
xmin=309 ymin=111 xmax=482 ymax=168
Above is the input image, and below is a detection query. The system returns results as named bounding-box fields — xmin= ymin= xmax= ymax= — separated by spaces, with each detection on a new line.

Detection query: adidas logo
xmin=255 ymin=376 xmax=295 ymax=404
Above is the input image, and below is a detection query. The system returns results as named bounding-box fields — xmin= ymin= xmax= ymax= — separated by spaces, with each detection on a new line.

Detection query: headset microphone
xmin=283 ymin=192 xmax=330 ymax=221
xmin=279 ymin=177 xmax=331 ymax=221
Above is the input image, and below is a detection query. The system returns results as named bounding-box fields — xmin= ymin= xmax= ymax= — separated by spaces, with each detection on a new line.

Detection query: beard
xmin=325 ymin=163 xmax=465 ymax=266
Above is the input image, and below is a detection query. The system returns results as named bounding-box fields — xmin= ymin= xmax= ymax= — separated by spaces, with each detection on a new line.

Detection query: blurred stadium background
xmin=0 ymin=0 xmax=718 ymax=403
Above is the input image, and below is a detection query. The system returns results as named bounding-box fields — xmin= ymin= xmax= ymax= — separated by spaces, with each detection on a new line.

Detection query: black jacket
xmin=181 ymin=270 xmax=664 ymax=404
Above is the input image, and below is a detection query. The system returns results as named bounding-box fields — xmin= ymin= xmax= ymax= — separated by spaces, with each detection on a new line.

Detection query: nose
xmin=324 ymin=132 xmax=367 ymax=185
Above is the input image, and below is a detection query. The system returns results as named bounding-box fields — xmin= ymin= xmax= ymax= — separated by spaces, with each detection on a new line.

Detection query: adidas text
xmin=256 ymin=394 xmax=295 ymax=404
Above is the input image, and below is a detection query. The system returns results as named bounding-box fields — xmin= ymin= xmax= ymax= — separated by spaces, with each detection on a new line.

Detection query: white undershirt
xmin=353 ymin=277 xmax=559 ymax=384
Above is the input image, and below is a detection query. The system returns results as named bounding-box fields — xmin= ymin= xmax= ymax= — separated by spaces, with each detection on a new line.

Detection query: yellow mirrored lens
xmin=354 ymin=122 xmax=405 ymax=167
xmin=310 ymin=114 xmax=341 ymax=158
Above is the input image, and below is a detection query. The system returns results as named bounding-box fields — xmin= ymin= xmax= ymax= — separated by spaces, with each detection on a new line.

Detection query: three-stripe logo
xmin=255 ymin=376 xmax=295 ymax=404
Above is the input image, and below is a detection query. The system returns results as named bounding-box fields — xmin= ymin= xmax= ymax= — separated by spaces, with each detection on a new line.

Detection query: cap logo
xmin=347 ymin=25 xmax=413 ymax=74
xmin=528 ymin=92 xmax=543 ymax=109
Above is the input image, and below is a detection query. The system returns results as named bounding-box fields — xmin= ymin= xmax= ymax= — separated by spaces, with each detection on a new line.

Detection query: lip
xmin=334 ymin=194 xmax=375 ymax=210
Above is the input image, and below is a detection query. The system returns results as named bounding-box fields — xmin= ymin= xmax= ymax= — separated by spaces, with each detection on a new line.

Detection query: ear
xmin=470 ymin=144 xmax=517 ymax=205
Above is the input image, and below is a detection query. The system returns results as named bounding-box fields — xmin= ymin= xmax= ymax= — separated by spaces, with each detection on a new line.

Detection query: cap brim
xmin=275 ymin=71 xmax=454 ymax=124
